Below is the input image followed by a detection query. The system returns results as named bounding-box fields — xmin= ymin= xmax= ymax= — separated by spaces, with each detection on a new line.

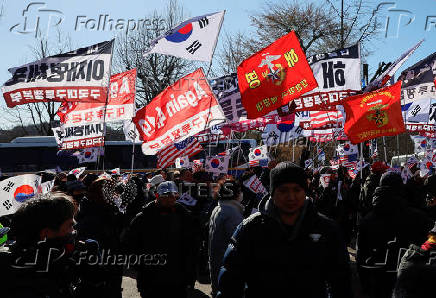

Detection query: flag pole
xmin=130 ymin=140 xmax=135 ymax=174
xmin=100 ymin=39 xmax=115 ymax=173
xmin=382 ymin=136 xmax=388 ymax=163
xmin=360 ymin=142 xmax=364 ymax=180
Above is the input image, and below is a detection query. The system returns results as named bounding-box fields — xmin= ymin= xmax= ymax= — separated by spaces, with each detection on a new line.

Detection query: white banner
xmin=53 ymin=122 xmax=105 ymax=150
xmin=2 ymin=40 xmax=114 ymax=108
xmin=292 ymin=44 xmax=361 ymax=111
xmin=243 ymin=175 xmax=268 ymax=196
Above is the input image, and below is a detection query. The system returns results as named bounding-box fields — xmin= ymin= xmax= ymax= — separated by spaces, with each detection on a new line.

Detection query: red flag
xmin=237 ymin=31 xmax=317 ymax=119
xmin=342 ymin=81 xmax=405 ymax=144
xmin=57 ymin=69 xmax=136 ymax=125
xmin=133 ymin=68 xmax=225 ymax=155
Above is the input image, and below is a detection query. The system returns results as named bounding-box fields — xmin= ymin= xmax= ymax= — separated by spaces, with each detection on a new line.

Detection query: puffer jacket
xmin=217 ymin=197 xmax=351 ymax=298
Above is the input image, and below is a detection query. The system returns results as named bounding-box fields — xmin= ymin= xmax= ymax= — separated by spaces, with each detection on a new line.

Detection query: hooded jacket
xmin=216 ymin=197 xmax=351 ymax=298
xmin=357 ymin=186 xmax=433 ymax=296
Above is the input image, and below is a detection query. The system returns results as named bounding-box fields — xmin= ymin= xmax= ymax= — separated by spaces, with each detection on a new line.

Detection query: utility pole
xmin=340 ymin=0 xmax=344 ymax=48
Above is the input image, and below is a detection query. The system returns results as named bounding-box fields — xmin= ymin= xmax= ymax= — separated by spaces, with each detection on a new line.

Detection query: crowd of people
xmin=1 ymin=159 xmax=436 ymax=297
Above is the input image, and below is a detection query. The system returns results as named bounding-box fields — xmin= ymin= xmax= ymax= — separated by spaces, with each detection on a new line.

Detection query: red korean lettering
xmin=84 ymin=112 xmax=93 ymax=122
xmin=182 ymin=123 xmax=191 ymax=134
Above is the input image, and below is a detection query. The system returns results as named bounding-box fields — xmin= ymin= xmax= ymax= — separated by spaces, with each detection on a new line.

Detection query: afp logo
xmin=10 ymin=2 xmax=64 ymax=38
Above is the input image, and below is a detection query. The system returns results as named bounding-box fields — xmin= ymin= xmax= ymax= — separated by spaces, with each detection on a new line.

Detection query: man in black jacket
xmin=122 ymin=181 xmax=198 ymax=298
xmin=357 ymin=172 xmax=433 ymax=298
xmin=217 ymin=162 xmax=351 ymax=298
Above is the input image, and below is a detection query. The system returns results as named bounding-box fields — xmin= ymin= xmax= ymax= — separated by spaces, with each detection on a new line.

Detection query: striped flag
xmin=339 ymin=153 xmax=358 ymax=168
xmin=299 ymin=111 xmax=344 ymax=130
xmin=249 ymin=159 xmax=269 ymax=167
xmin=348 ymin=169 xmax=358 ymax=179
xmin=157 ymin=137 xmax=203 ymax=169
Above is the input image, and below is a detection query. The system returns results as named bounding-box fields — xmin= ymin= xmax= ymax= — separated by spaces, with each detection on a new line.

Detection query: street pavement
xmin=122 ymin=274 xmax=212 ymax=298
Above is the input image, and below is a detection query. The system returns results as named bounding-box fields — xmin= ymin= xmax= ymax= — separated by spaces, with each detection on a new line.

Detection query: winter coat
xmin=75 ymin=198 xmax=125 ymax=297
xmin=122 ymin=201 xmax=199 ymax=292
xmin=397 ymin=244 xmax=436 ymax=278
xmin=208 ymin=199 xmax=244 ymax=295
xmin=0 ymin=242 xmax=75 ymax=298
xmin=356 ymin=186 xmax=433 ymax=297
xmin=359 ymin=172 xmax=382 ymax=215
xmin=217 ymin=197 xmax=352 ymax=298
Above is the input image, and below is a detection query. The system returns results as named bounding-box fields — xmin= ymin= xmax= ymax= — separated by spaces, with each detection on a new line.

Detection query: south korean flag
xmin=77 ymin=147 xmax=103 ymax=164
xmin=205 ymin=155 xmax=229 ymax=175
xmin=175 ymin=156 xmax=191 ymax=169
xmin=249 ymin=145 xmax=269 ymax=167
xmin=419 ymin=150 xmax=436 ymax=177
xmin=336 ymin=142 xmax=358 ymax=156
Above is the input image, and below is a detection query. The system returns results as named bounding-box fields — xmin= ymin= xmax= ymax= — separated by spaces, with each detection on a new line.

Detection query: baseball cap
xmin=157 ymin=181 xmax=179 ymax=196
xmin=150 ymin=174 xmax=165 ymax=187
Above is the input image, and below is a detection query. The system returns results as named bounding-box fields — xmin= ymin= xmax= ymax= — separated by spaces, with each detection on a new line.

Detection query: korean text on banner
xmin=3 ymin=40 xmax=114 ymax=108
xmin=342 ymin=81 xmax=405 ymax=144
xmin=57 ymin=69 xmax=136 ymax=125
xmin=53 ymin=122 xmax=106 ymax=150
xmin=237 ymin=30 xmax=317 ymax=119
xmin=291 ymin=44 xmax=361 ymax=111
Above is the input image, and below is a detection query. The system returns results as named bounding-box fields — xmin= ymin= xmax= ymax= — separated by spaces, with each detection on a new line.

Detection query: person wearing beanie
xmin=122 ymin=180 xmax=199 ymax=298
xmin=217 ymin=162 xmax=352 ymax=298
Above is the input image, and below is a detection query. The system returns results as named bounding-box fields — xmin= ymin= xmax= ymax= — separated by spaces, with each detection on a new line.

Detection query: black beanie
xmin=270 ymin=162 xmax=308 ymax=195
xmin=379 ymin=171 xmax=403 ymax=188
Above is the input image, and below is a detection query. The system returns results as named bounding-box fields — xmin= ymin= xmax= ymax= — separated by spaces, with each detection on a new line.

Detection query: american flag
xmin=300 ymin=111 xmax=344 ymax=130
xmin=339 ymin=153 xmax=358 ymax=168
xmin=249 ymin=159 xmax=269 ymax=167
xmin=157 ymin=137 xmax=203 ymax=168
xmin=348 ymin=169 xmax=358 ymax=179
